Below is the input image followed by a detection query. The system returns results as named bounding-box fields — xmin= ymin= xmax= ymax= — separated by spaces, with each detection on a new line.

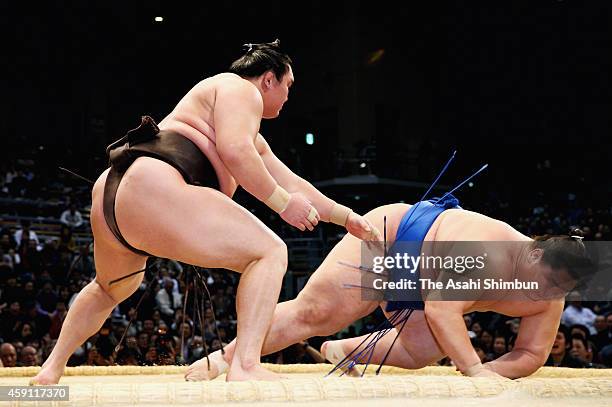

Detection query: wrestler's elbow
xmin=526 ymin=349 xmax=548 ymax=371
xmin=423 ymin=303 xmax=447 ymax=328
xmin=513 ymin=348 xmax=547 ymax=377
xmin=507 ymin=362 xmax=541 ymax=379
xmin=218 ymin=142 xmax=254 ymax=165
xmin=521 ymin=364 xmax=541 ymax=378
xmin=424 ymin=301 xmax=441 ymax=318
xmin=424 ymin=300 xmax=461 ymax=320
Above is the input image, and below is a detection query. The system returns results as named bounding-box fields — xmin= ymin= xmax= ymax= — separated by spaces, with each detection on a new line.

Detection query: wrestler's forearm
xmin=485 ymin=349 xmax=543 ymax=378
xmin=221 ymin=145 xmax=279 ymax=202
xmin=292 ymin=177 xmax=336 ymax=222
xmin=424 ymin=304 xmax=481 ymax=373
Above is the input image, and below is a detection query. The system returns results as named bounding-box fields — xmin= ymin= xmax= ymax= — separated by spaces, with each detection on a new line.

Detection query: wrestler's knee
xmin=293 ymin=294 xmax=337 ymax=334
xmin=398 ymin=340 xmax=441 ymax=369
xmin=267 ymin=238 xmax=288 ymax=270
xmin=238 ymin=237 xmax=287 ymax=274
xmin=406 ymin=355 xmax=434 ymax=369
xmin=95 ymin=273 xmax=143 ymax=304
xmin=88 ymin=278 xmax=120 ymax=305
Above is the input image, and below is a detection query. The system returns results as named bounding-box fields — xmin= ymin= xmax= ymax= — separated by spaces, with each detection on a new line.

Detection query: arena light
xmin=305 ymin=133 xmax=314 ymax=145
xmin=154 ymin=16 xmax=164 ymax=22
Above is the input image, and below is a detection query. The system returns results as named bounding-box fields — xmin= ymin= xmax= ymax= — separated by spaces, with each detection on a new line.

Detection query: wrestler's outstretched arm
xmin=255 ymin=133 xmax=381 ymax=241
xmin=485 ymin=300 xmax=564 ymax=378
xmin=425 ymin=300 xmax=502 ymax=377
xmin=214 ymin=78 xmax=315 ymax=231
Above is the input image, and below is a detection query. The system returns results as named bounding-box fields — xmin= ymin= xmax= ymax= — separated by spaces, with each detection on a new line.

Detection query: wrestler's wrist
xmin=463 ymin=361 xmax=484 ymax=376
xmin=265 ymin=185 xmax=291 ymax=213
xmin=330 ymin=203 xmax=353 ymax=226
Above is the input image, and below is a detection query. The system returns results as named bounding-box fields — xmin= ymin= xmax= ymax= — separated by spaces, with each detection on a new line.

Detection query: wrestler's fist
xmin=345 ymin=212 xmax=383 ymax=241
xmin=280 ymin=192 xmax=319 ymax=231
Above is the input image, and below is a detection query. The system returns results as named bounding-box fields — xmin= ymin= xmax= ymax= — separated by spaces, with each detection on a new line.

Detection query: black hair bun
xmin=243 ymin=39 xmax=281 ymax=53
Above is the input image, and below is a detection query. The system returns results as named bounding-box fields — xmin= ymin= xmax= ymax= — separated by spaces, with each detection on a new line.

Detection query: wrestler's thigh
xmin=296 ymin=203 xmax=412 ymax=323
xmin=115 ymin=157 xmax=285 ymax=272
xmin=382 ymin=307 xmax=445 ymax=365
xmin=297 ymin=232 xmax=378 ymax=327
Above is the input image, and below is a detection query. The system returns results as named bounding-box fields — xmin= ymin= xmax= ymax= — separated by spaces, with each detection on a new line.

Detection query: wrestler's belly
xmin=158 ymin=119 xmax=238 ymax=197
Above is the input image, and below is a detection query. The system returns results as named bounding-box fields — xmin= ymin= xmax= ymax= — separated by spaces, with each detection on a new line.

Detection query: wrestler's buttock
xmin=91 ymin=168 xmax=126 ymax=253
xmin=116 ymin=156 xmax=186 ymax=200
xmin=93 ymin=156 xmax=185 ymax=252
xmin=110 ymin=157 xmax=185 ymax=247
xmin=90 ymin=168 xmax=148 ymax=282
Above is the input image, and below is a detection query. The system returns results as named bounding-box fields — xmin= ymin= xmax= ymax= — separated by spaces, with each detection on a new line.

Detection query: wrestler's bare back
xmin=328 ymin=203 xmax=559 ymax=317
xmin=301 ymin=203 xmax=563 ymax=369
xmin=158 ymin=72 xmax=257 ymax=198
xmin=89 ymin=74 xmax=246 ymax=263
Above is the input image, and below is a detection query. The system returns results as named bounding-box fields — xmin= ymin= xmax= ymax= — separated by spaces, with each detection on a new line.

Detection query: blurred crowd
xmin=0 ymin=159 xmax=611 ymax=369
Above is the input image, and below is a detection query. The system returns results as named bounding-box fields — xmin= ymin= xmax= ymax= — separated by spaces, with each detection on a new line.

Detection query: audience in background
xmin=0 ymin=160 xmax=610 ymax=368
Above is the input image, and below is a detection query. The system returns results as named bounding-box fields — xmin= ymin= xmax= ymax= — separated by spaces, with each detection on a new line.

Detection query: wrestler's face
xmin=526 ymin=250 xmax=576 ymax=299
xmin=262 ymin=65 xmax=294 ymax=119
xmin=539 ymin=265 xmax=577 ymax=299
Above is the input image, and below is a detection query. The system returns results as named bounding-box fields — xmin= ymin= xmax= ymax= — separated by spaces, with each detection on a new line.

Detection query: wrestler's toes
xmin=321 ymin=341 xmax=328 ymax=356
xmin=29 ymin=369 xmax=61 ymax=386
xmin=184 ymin=359 xmax=219 ymax=381
xmin=322 ymin=341 xmax=362 ymax=378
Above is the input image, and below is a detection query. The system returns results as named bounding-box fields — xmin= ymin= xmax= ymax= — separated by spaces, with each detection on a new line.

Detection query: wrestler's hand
xmin=345 ymin=212 xmax=383 ymax=242
xmin=466 ymin=363 xmax=504 ymax=378
xmin=280 ymin=192 xmax=319 ymax=231
xmin=472 ymin=368 xmax=504 ymax=378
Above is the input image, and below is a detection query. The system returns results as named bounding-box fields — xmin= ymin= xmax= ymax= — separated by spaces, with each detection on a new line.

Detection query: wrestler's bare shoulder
xmin=159 ymin=72 xmax=261 ymax=140
xmin=437 ymin=209 xmax=529 ymax=241
xmin=191 ymin=73 xmax=262 ymax=101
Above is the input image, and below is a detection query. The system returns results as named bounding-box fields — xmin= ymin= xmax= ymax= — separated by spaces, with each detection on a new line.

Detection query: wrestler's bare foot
xmin=29 ymin=364 xmax=64 ymax=385
xmin=321 ymin=341 xmax=361 ymax=377
xmin=226 ymin=363 xmax=284 ymax=381
xmin=185 ymin=350 xmax=230 ymax=381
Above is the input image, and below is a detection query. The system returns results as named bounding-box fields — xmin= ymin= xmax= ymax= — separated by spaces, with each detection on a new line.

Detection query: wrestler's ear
xmin=527 ymin=248 xmax=544 ymax=264
xmin=262 ymin=71 xmax=275 ymax=89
